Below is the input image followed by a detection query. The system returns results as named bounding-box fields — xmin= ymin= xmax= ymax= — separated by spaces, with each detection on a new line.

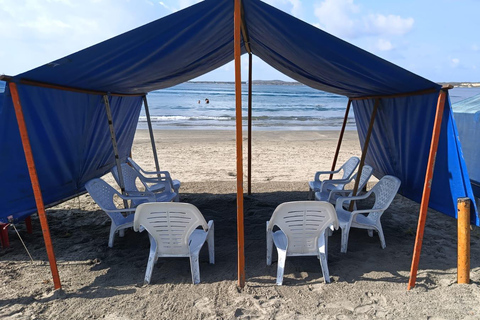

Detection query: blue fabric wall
xmin=0 ymin=84 xmax=142 ymax=223
xmin=353 ymin=93 xmax=479 ymax=225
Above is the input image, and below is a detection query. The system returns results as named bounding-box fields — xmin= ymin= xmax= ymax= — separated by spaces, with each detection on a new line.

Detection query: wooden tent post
xmin=9 ymin=82 xmax=62 ymax=290
xmin=247 ymin=53 xmax=253 ymax=195
xmin=457 ymin=197 xmax=471 ymax=284
xmin=330 ymin=99 xmax=352 ymax=179
xmin=407 ymin=88 xmax=449 ymax=290
xmin=103 ymin=95 xmax=128 ymax=209
xmin=143 ymin=95 xmax=161 ymax=174
xmin=234 ymin=0 xmax=245 ymax=288
xmin=349 ymin=99 xmax=379 ymax=211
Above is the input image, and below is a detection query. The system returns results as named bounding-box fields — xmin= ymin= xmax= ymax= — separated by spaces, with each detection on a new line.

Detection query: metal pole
xmin=330 ymin=99 xmax=352 ymax=179
xmin=103 ymin=95 xmax=128 ymax=208
xmin=407 ymin=88 xmax=449 ymax=290
xmin=349 ymin=98 xmax=379 ymax=211
xmin=234 ymin=0 xmax=245 ymax=288
xmin=247 ymin=53 xmax=253 ymax=195
xmin=9 ymin=82 xmax=62 ymax=290
xmin=143 ymin=95 xmax=161 ymax=174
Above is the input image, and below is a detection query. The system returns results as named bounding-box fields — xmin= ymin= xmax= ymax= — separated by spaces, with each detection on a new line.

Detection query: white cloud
xmin=472 ymin=44 xmax=479 ymax=51
xmin=451 ymin=58 xmax=460 ymax=67
xmin=363 ymin=14 xmax=413 ymax=36
xmin=376 ymin=39 xmax=393 ymax=51
xmin=314 ymin=0 xmax=413 ymax=39
xmin=263 ymin=0 xmax=304 ymax=18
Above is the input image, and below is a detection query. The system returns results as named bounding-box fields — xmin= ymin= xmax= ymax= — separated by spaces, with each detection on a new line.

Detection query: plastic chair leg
xmin=266 ymin=222 xmax=273 ymax=265
xmin=189 ymin=253 xmax=201 ymax=284
xmin=318 ymin=231 xmax=330 ymax=283
xmin=108 ymin=224 xmax=116 ymax=248
xmin=376 ymin=224 xmax=386 ymax=249
xmin=367 ymin=229 xmax=374 ymax=237
xmin=340 ymin=225 xmax=351 ymax=253
xmin=207 ymin=222 xmax=215 ymax=264
xmin=119 ymin=229 xmax=125 ymax=237
xmin=275 ymin=248 xmax=287 ymax=285
xmin=144 ymin=245 xmax=157 ymax=285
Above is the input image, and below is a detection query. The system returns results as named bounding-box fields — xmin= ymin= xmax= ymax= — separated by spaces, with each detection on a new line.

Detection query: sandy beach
xmin=1 ymin=129 xmax=480 ymax=319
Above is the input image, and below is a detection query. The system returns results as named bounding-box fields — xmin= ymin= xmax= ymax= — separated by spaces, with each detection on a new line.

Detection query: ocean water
xmin=1 ymin=81 xmax=479 ymax=130
xmin=140 ymin=83 xmax=480 ymax=130
xmin=140 ymin=82 xmax=351 ymax=130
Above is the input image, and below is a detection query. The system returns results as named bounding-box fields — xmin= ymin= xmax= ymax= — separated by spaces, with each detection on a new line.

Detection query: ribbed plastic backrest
xmin=134 ymin=203 xmax=208 ymax=255
xmin=85 ymin=179 xmax=119 ymax=211
xmin=341 ymin=157 xmax=360 ymax=179
xmin=369 ymin=175 xmax=401 ymax=220
xmin=269 ymin=201 xmax=338 ymax=255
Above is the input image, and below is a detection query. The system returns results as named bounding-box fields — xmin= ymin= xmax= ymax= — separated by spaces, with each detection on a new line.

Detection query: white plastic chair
xmin=127 ymin=157 xmax=181 ymax=202
xmin=134 ymin=202 xmax=214 ymax=285
xmin=266 ymin=201 xmax=338 ymax=285
xmin=315 ymin=165 xmax=374 ymax=206
xmin=85 ymin=178 xmax=154 ymax=248
xmin=111 ymin=163 xmax=177 ymax=206
xmin=335 ymin=175 xmax=401 ymax=253
xmin=308 ymin=156 xmax=360 ymax=199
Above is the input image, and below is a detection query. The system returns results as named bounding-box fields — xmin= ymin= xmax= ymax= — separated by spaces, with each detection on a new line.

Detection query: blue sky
xmin=0 ymin=0 xmax=479 ymax=82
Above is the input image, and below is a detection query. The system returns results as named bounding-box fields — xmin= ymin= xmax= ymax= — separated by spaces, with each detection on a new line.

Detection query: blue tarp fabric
xmin=354 ymin=94 xmax=478 ymax=225
xmin=1 ymin=0 xmax=478 ymax=226
xmin=453 ymin=93 xmax=480 ymax=197
xmin=0 ymin=85 xmax=142 ymax=222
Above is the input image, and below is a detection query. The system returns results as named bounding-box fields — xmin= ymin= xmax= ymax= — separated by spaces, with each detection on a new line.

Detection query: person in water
xmin=205 ymin=98 xmax=210 ymax=104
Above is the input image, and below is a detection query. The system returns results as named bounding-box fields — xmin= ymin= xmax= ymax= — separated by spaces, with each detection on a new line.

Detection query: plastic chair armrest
xmin=335 ymin=192 xmax=372 ymax=208
xmin=314 ymin=169 xmax=340 ymax=182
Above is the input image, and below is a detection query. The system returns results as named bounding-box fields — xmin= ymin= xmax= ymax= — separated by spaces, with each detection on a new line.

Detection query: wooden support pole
xmin=349 ymin=99 xmax=379 ymax=211
xmin=143 ymin=95 xmax=161 ymax=174
xmin=234 ymin=0 xmax=245 ymax=288
xmin=247 ymin=53 xmax=253 ymax=195
xmin=407 ymin=88 xmax=448 ymax=290
xmin=103 ymin=95 xmax=128 ymax=209
xmin=457 ymin=197 xmax=471 ymax=284
xmin=9 ymin=82 xmax=62 ymax=290
xmin=330 ymin=99 xmax=352 ymax=180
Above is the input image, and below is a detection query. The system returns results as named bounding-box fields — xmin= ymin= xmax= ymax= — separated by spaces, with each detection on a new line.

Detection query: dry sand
xmin=1 ymin=129 xmax=480 ymax=320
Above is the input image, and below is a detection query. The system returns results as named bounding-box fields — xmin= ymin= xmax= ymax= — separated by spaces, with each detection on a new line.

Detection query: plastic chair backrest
xmin=112 ymin=163 xmax=143 ymax=192
xmin=134 ymin=202 xmax=209 ymax=256
xmin=341 ymin=157 xmax=360 ymax=179
xmin=85 ymin=179 xmax=119 ymax=212
xmin=369 ymin=175 xmax=401 ymax=220
xmin=268 ymin=201 xmax=338 ymax=255
xmin=127 ymin=157 xmax=143 ymax=174
xmin=356 ymin=165 xmax=374 ymax=192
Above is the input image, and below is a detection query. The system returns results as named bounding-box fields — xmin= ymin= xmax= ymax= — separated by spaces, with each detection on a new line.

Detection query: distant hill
xmin=190 ymin=80 xmax=480 ymax=88
xmin=438 ymin=82 xmax=480 ymax=88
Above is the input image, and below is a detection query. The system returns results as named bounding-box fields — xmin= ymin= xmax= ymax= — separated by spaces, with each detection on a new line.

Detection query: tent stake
xmin=349 ymin=99 xmax=379 ymax=211
xmin=9 ymin=82 xmax=62 ymax=290
xmin=234 ymin=0 xmax=245 ymax=288
xmin=103 ymin=95 xmax=128 ymax=209
xmin=248 ymin=52 xmax=253 ymax=195
xmin=330 ymin=99 xmax=351 ymax=179
xmin=143 ymin=95 xmax=161 ymax=175
xmin=407 ymin=88 xmax=448 ymax=290
xmin=457 ymin=197 xmax=471 ymax=284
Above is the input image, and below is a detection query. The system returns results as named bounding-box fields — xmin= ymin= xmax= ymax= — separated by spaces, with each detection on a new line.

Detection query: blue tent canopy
xmin=1 ymin=0 xmax=478 ymax=225
xmin=453 ymin=93 xmax=480 ymax=197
